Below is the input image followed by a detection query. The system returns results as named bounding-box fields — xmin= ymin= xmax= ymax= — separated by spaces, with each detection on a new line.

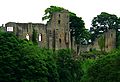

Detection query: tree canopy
xmin=90 ymin=12 xmax=119 ymax=42
xmin=0 ymin=31 xmax=59 ymax=82
xmin=92 ymin=12 xmax=119 ymax=32
xmin=81 ymin=49 xmax=120 ymax=82
xmin=0 ymin=31 xmax=83 ymax=82
xmin=42 ymin=6 xmax=64 ymax=21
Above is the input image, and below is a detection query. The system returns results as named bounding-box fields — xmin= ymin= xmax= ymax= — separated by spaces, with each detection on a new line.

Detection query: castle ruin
xmin=5 ymin=10 xmax=71 ymax=50
xmin=4 ymin=10 xmax=116 ymax=52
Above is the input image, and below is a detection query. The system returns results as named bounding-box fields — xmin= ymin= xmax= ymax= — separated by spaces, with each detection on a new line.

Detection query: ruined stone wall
xmin=104 ymin=29 xmax=116 ymax=52
xmin=91 ymin=37 xmax=101 ymax=51
xmin=88 ymin=29 xmax=116 ymax=52
xmin=79 ymin=29 xmax=116 ymax=52
xmin=5 ymin=10 xmax=71 ymax=50
xmin=5 ymin=22 xmax=47 ymax=48
xmin=5 ymin=22 xmax=116 ymax=52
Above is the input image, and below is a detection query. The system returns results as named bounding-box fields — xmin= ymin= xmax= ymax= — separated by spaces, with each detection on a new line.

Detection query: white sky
xmin=0 ymin=0 xmax=120 ymax=29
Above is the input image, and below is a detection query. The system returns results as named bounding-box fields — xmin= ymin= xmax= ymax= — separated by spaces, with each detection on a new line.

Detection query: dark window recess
xmin=111 ymin=33 xmax=113 ymax=37
xmin=59 ymin=39 xmax=61 ymax=43
xmin=59 ymin=14 xmax=60 ymax=17
xmin=106 ymin=45 xmax=108 ymax=48
xmin=59 ymin=39 xmax=61 ymax=47
xmin=58 ymin=20 xmax=61 ymax=24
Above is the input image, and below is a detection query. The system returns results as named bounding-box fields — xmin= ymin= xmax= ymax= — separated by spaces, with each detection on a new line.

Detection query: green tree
xmin=0 ymin=32 xmax=59 ymax=82
xmin=42 ymin=6 xmax=64 ymax=21
xmin=81 ymin=49 xmax=120 ymax=82
xmin=116 ymin=18 xmax=120 ymax=48
xmin=70 ymin=14 xmax=85 ymax=44
xmin=90 ymin=12 xmax=119 ymax=43
xmin=92 ymin=12 xmax=119 ymax=32
xmin=56 ymin=49 xmax=83 ymax=82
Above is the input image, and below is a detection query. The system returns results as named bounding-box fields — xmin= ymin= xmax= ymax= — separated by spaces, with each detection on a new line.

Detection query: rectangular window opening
xmin=7 ymin=27 xmax=13 ymax=32
xmin=39 ymin=34 xmax=42 ymax=41
xmin=58 ymin=20 xmax=60 ymax=24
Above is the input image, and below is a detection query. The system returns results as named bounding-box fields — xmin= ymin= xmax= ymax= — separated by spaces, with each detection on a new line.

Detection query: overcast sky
xmin=0 ymin=0 xmax=120 ymax=29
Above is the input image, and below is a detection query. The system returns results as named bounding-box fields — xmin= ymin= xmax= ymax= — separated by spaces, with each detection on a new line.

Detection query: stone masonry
xmin=4 ymin=10 xmax=116 ymax=52
xmin=5 ymin=10 xmax=71 ymax=50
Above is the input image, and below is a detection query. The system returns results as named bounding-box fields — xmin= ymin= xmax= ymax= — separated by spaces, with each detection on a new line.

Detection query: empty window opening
xmin=106 ymin=45 xmax=108 ymax=48
xmin=26 ymin=34 xmax=29 ymax=40
xmin=59 ymin=39 xmax=61 ymax=47
xmin=58 ymin=20 xmax=61 ymax=24
xmin=59 ymin=14 xmax=60 ymax=18
xmin=7 ymin=27 xmax=13 ymax=32
xmin=39 ymin=33 xmax=42 ymax=41
xmin=111 ymin=33 xmax=113 ymax=37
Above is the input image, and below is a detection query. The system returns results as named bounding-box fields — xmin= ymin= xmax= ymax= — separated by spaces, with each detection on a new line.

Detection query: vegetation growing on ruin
xmin=1 ymin=6 xmax=120 ymax=82
xmin=1 ymin=31 xmax=120 ymax=82
xmin=0 ymin=31 xmax=83 ymax=82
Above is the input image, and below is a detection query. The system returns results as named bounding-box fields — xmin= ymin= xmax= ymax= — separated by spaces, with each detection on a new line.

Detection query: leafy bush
xmin=0 ymin=32 xmax=83 ymax=82
xmin=56 ymin=49 xmax=83 ymax=82
xmin=0 ymin=32 xmax=59 ymax=82
xmin=81 ymin=49 xmax=120 ymax=82
xmin=81 ymin=59 xmax=94 ymax=73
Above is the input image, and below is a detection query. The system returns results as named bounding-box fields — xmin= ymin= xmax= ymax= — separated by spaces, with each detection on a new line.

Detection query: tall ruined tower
xmin=104 ymin=29 xmax=116 ymax=52
xmin=47 ymin=10 xmax=71 ymax=50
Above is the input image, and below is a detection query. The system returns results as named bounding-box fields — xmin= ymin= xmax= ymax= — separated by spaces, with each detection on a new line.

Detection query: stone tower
xmin=104 ymin=29 xmax=116 ymax=52
xmin=47 ymin=10 xmax=71 ymax=50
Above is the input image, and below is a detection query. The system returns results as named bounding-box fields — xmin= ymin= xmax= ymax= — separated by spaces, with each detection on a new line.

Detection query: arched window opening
xmin=26 ymin=34 xmax=29 ymax=40
xmin=39 ymin=33 xmax=42 ymax=41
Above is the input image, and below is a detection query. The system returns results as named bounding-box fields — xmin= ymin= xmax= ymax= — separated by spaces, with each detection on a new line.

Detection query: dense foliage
xmin=0 ymin=32 xmax=59 ymax=82
xmin=91 ymin=12 xmax=119 ymax=32
xmin=90 ymin=12 xmax=119 ymax=42
xmin=0 ymin=31 xmax=83 ymax=82
xmin=56 ymin=49 xmax=83 ymax=82
xmin=81 ymin=49 xmax=120 ymax=82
